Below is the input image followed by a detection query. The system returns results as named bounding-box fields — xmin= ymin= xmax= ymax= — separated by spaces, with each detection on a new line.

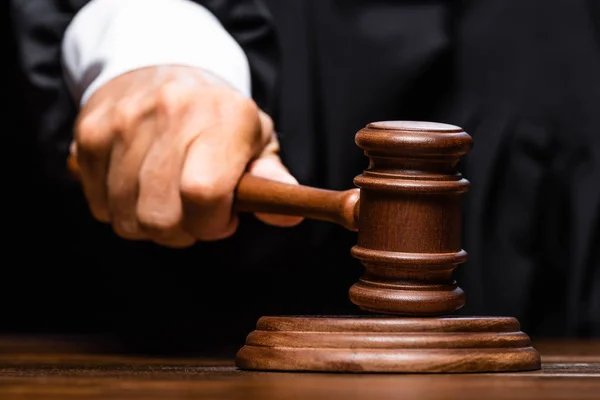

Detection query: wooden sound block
xmin=235 ymin=315 xmax=541 ymax=373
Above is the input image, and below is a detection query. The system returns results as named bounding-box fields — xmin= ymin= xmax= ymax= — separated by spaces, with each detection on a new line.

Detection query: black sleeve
xmin=8 ymin=0 xmax=280 ymax=183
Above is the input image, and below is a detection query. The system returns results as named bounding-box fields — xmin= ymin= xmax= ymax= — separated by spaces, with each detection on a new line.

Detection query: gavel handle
xmin=67 ymin=156 xmax=360 ymax=231
xmin=236 ymin=174 xmax=360 ymax=231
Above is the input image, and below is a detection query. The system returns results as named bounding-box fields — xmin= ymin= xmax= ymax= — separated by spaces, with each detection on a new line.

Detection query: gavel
xmin=69 ymin=120 xmax=472 ymax=317
xmin=69 ymin=120 xmax=542 ymax=373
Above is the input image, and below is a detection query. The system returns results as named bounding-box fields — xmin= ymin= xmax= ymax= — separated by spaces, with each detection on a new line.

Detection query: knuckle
xmin=136 ymin=208 xmax=180 ymax=233
xmin=180 ymin=175 xmax=228 ymax=203
xmin=216 ymin=90 xmax=257 ymax=118
xmin=155 ymin=81 xmax=192 ymax=114
xmin=76 ymin=113 xmax=110 ymax=152
xmin=260 ymin=111 xmax=274 ymax=134
xmin=112 ymin=100 xmax=143 ymax=132
xmin=233 ymin=95 xmax=259 ymax=118
xmin=217 ymin=96 xmax=263 ymax=144
xmin=112 ymin=220 xmax=143 ymax=240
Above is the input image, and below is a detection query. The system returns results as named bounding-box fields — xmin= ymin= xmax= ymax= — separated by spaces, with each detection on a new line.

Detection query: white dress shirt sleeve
xmin=61 ymin=0 xmax=251 ymax=106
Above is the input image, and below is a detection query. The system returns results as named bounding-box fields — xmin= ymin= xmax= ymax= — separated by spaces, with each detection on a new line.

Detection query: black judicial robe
xmin=263 ymin=0 xmax=600 ymax=338
xmin=6 ymin=0 xmax=599 ymax=353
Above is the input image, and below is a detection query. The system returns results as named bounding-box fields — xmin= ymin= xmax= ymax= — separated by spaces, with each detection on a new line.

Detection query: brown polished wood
xmin=0 ymin=337 xmax=598 ymax=400
xmin=235 ymin=174 xmax=360 ymax=231
xmin=233 ymin=121 xmax=540 ymax=373
xmin=349 ymin=121 xmax=471 ymax=315
xmin=235 ymin=316 xmax=541 ymax=373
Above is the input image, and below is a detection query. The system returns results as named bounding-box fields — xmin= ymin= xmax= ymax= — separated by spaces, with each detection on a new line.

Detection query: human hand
xmin=71 ymin=65 xmax=302 ymax=247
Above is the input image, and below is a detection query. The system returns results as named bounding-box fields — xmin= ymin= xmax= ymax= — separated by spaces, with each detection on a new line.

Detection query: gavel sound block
xmin=233 ymin=121 xmax=541 ymax=373
xmin=68 ymin=121 xmax=541 ymax=373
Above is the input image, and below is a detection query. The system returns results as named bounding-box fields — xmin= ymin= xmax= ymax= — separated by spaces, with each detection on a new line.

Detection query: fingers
xmin=244 ymin=120 xmax=304 ymax=227
xmin=74 ymin=103 xmax=113 ymax=223
xmin=179 ymin=133 xmax=240 ymax=241
xmin=178 ymin=96 xmax=264 ymax=240
xmin=105 ymin=101 xmax=155 ymax=241
xmin=134 ymin=82 xmax=206 ymax=247
xmin=247 ymin=153 xmax=305 ymax=228
xmin=258 ymin=109 xmax=274 ymax=143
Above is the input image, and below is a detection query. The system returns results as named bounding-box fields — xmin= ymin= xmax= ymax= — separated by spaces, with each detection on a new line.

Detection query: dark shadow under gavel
xmin=68 ymin=121 xmax=541 ymax=373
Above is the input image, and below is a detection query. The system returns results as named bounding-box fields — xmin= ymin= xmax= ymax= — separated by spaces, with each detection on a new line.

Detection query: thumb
xmin=246 ymin=150 xmax=304 ymax=228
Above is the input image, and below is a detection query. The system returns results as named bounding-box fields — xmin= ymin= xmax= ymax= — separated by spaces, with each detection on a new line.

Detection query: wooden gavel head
xmin=348 ymin=121 xmax=472 ymax=316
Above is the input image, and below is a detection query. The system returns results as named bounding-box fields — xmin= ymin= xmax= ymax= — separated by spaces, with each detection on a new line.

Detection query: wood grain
xmin=235 ymin=316 xmax=541 ymax=373
xmin=0 ymin=337 xmax=598 ymax=400
xmin=349 ymin=121 xmax=472 ymax=315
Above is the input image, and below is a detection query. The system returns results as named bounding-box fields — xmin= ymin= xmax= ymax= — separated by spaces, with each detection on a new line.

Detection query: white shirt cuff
xmin=61 ymin=0 xmax=251 ymax=106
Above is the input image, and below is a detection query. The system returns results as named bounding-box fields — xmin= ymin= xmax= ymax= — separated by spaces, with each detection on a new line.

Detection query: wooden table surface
xmin=0 ymin=336 xmax=599 ymax=399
